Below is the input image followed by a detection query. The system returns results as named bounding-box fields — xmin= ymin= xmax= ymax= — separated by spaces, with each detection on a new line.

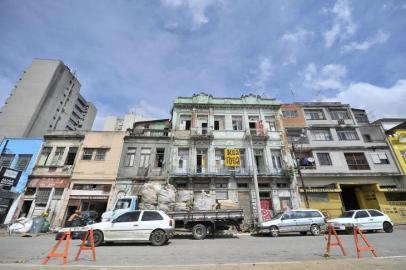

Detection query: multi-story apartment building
xmin=169 ymin=93 xmax=297 ymax=226
xmin=56 ymin=131 xmax=125 ymax=226
xmin=24 ymin=131 xmax=85 ymax=227
xmin=111 ymin=119 xmax=171 ymax=203
xmin=103 ymin=113 xmax=155 ymax=131
xmin=0 ymin=138 xmax=42 ymax=224
xmin=0 ymin=59 xmax=96 ymax=140
xmin=282 ymin=102 xmax=404 ymax=221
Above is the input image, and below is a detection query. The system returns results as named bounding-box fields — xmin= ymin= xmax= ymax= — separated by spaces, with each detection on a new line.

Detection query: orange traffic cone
xmin=42 ymin=230 xmax=71 ymax=265
xmin=353 ymin=225 xmax=378 ymax=258
xmin=75 ymin=228 xmax=96 ymax=261
xmin=325 ymin=224 xmax=346 ymax=257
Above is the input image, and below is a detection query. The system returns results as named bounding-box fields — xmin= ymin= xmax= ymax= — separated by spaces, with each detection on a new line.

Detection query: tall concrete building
xmin=103 ymin=113 xmax=155 ymax=131
xmin=0 ymin=59 xmax=97 ymax=140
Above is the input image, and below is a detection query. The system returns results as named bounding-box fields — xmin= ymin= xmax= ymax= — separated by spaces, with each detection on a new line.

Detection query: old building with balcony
xmin=24 ymin=131 xmax=84 ymax=227
xmin=110 ymin=119 xmax=171 ymax=203
xmin=170 ymin=93 xmax=297 ymax=226
xmin=57 ymin=131 xmax=125 ymax=225
xmin=283 ymin=102 xmax=404 ymax=221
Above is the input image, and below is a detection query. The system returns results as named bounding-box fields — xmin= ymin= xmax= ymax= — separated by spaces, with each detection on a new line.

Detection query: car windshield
xmin=114 ymin=199 xmax=132 ymax=210
xmin=339 ymin=211 xmax=354 ymax=218
xmin=272 ymin=212 xmax=284 ymax=220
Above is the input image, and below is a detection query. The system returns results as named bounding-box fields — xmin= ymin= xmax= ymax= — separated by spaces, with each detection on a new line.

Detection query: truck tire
xmin=192 ymin=224 xmax=207 ymax=240
xmin=150 ymin=229 xmax=167 ymax=246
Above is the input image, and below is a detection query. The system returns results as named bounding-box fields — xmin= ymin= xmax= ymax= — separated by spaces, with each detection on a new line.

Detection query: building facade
xmin=0 ymin=138 xmax=42 ymax=224
xmin=111 ymin=119 xmax=171 ymax=204
xmin=103 ymin=113 xmax=155 ymax=131
xmin=24 ymin=131 xmax=85 ymax=228
xmin=55 ymin=131 xmax=125 ymax=225
xmin=169 ymin=93 xmax=297 ymax=227
xmin=282 ymin=102 xmax=404 ymax=222
xmin=0 ymin=59 xmax=96 ymax=140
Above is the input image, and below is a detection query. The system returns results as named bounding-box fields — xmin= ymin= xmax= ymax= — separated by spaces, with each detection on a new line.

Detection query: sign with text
xmin=224 ymin=149 xmax=240 ymax=167
xmin=0 ymin=167 xmax=22 ymax=190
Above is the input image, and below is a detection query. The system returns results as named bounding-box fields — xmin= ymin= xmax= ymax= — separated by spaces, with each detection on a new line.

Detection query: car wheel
xmin=300 ymin=231 xmax=307 ymax=236
xmin=89 ymin=230 xmax=104 ymax=247
xmin=269 ymin=226 xmax=279 ymax=237
xmin=192 ymin=224 xmax=207 ymax=240
xmin=383 ymin=222 xmax=393 ymax=233
xmin=310 ymin=225 xmax=321 ymax=236
xmin=150 ymin=229 xmax=167 ymax=246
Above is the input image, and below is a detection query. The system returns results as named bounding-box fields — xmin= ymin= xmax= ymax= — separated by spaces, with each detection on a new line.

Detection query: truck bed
xmin=167 ymin=209 xmax=244 ymax=222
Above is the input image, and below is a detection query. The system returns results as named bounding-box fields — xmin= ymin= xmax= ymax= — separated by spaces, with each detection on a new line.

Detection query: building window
xmin=277 ymin=183 xmax=288 ymax=188
xmin=344 ymin=153 xmax=370 ymax=170
xmin=35 ymin=188 xmax=52 ymax=206
xmin=53 ymin=188 xmax=64 ymax=199
xmin=310 ymin=128 xmax=332 ymax=141
xmin=271 ymin=150 xmax=282 ymax=169
xmin=237 ymin=183 xmax=248 ymax=188
xmin=15 ymin=154 xmax=32 ymax=171
xmin=282 ymin=110 xmax=298 ymax=118
xmin=94 ymin=149 xmax=107 ymax=161
xmin=140 ymin=148 xmax=151 ymax=168
xmin=65 ymin=147 xmax=78 ymax=165
xmin=370 ymin=153 xmax=390 ymax=164
xmin=215 ymin=149 xmax=226 ymax=173
xmin=82 ymin=148 xmax=94 ymax=160
xmin=37 ymin=147 xmax=52 ymax=166
xmin=154 ymin=148 xmax=165 ymax=167
xmin=124 ymin=148 xmax=136 ymax=167
xmin=196 ymin=149 xmax=208 ymax=173
xmin=336 ymin=128 xmax=359 ymax=141
xmin=265 ymin=116 xmax=276 ymax=131
xmin=179 ymin=115 xmax=191 ymax=130
xmin=362 ymin=134 xmax=373 ymax=142
xmin=305 ymin=109 xmax=325 ymax=120
xmin=330 ymin=110 xmax=350 ymax=120
xmin=214 ymin=116 xmax=225 ymax=130
xmin=354 ymin=111 xmax=369 ymax=124
xmin=316 ymin=153 xmax=332 ymax=166
xmin=51 ymin=147 xmax=65 ymax=165
xmin=254 ymin=149 xmax=265 ymax=174
xmin=232 ymin=116 xmax=243 ymax=131
xmin=287 ymin=129 xmax=306 ymax=144
xmin=0 ymin=154 xmax=15 ymax=168
xmin=178 ymin=148 xmax=189 ymax=172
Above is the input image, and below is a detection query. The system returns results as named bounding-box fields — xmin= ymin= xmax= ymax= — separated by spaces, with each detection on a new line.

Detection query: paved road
xmin=0 ymin=227 xmax=405 ymax=267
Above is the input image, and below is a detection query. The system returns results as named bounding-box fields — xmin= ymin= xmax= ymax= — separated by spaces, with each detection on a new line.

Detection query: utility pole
xmin=248 ymin=133 xmax=263 ymax=224
xmin=291 ymin=143 xmax=309 ymax=208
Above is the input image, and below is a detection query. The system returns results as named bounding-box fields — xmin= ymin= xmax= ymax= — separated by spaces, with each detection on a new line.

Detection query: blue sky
xmin=1 ymin=0 xmax=406 ymax=129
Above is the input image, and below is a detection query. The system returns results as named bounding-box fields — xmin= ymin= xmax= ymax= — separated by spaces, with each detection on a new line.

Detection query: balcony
xmin=245 ymin=129 xmax=269 ymax=141
xmin=130 ymin=129 xmax=170 ymax=137
xmin=169 ymin=165 xmax=284 ymax=177
xmin=190 ymin=127 xmax=214 ymax=140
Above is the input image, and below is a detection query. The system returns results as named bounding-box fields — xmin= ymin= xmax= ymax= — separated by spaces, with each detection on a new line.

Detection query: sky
xmin=0 ymin=0 xmax=406 ymax=129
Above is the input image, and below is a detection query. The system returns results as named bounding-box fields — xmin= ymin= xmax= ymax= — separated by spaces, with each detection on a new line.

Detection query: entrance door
xmin=341 ymin=186 xmax=360 ymax=210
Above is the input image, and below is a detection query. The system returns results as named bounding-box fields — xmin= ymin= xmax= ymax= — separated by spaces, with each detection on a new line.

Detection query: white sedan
xmin=328 ymin=209 xmax=394 ymax=233
xmin=58 ymin=210 xmax=175 ymax=246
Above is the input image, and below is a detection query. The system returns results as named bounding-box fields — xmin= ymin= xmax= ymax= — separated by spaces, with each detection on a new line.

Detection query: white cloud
xmin=325 ymin=80 xmax=406 ymax=120
xmin=342 ymin=30 xmax=390 ymax=52
xmin=161 ymin=0 xmax=222 ymax=30
xmin=129 ymin=100 xmax=170 ymax=120
xmin=282 ymin=28 xmax=314 ymax=43
xmin=245 ymin=57 xmax=273 ymax=91
xmin=302 ymin=63 xmax=347 ymax=91
xmin=324 ymin=0 xmax=356 ymax=48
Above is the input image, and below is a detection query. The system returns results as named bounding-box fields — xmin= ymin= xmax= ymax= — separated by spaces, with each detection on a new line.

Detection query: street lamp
xmin=290 ymin=133 xmax=310 ymax=209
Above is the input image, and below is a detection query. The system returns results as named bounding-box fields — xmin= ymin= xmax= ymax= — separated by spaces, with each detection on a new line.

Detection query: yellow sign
xmin=224 ymin=149 xmax=240 ymax=167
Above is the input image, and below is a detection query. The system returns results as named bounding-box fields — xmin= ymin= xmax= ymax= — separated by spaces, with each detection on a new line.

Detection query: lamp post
xmin=291 ymin=134 xmax=310 ymax=209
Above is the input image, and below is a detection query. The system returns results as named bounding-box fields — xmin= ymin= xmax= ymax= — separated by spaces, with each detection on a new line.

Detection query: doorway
xmin=341 ymin=186 xmax=360 ymax=210
xmin=19 ymin=200 xmax=33 ymax=218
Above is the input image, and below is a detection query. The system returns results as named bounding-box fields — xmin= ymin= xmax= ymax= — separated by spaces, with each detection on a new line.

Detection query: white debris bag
xmin=158 ymin=184 xmax=176 ymax=205
xmin=176 ymin=190 xmax=194 ymax=204
xmin=193 ymin=191 xmax=215 ymax=211
xmin=140 ymin=182 xmax=161 ymax=205
xmin=138 ymin=202 xmax=156 ymax=210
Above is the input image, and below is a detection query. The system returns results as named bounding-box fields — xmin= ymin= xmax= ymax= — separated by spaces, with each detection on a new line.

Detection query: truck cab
xmin=101 ymin=196 xmax=138 ymax=222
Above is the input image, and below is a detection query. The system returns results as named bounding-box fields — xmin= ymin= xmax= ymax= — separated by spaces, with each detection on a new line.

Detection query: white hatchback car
xmin=58 ymin=210 xmax=175 ymax=246
xmin=328 ymin=209 xmax=394 ymax=233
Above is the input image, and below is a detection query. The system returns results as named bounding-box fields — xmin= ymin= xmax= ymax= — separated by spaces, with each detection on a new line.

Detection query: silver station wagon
xmin=259 ymin=209 xmax=326 ymax=237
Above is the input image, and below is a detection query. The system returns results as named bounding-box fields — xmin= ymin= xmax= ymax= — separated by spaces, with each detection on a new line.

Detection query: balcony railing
xmin=170 ymin=166 xmax=284 ymax=176
xmin=190 ymin=127 xmax=214 ymax=140
xmin=131 ymin=129 xmax=170 ymax=137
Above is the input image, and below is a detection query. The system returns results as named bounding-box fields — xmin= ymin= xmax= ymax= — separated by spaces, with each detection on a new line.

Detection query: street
xmin=0 ymin=226 xmax=406 ymax=268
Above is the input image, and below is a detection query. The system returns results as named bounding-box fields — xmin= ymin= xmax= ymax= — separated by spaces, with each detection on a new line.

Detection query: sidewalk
xmin=1 ymin=256 xmax=406 ymax=270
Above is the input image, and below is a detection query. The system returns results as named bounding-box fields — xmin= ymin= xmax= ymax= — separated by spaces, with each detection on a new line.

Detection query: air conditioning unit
xmin=337 ymin=119 xmax=345 ymax=125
